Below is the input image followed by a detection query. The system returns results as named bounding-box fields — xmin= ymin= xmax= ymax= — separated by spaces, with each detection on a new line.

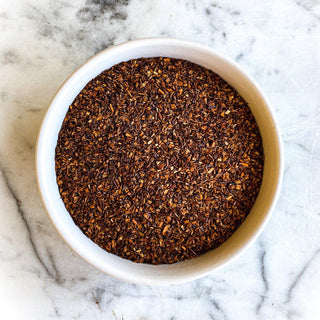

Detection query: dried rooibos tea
xmin=55 ymin=57 xmax=264 ymax=264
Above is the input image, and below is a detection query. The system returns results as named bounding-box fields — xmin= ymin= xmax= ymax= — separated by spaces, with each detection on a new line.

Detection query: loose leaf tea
xmin=55 ymin=57 xmax=264 ymax=264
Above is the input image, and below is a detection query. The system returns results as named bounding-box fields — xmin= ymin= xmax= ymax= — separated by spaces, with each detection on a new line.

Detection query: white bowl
xmin=36 ymin=38 xmax=283 ymax=285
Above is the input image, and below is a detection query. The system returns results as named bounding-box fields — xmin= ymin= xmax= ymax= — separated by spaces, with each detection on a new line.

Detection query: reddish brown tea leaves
xmin=55 ymin=57 xmax=264 ymax=265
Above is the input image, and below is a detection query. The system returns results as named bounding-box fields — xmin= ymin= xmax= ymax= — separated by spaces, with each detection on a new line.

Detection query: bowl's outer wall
xmin=36 ymin=38 xmax=283 ymax=285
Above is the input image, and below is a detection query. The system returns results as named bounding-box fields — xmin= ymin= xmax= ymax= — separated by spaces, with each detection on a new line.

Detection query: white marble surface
xmin=0 ymin=0 xmax=320 ymax=319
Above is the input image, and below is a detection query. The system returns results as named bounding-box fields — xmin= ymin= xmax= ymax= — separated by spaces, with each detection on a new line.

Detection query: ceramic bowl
xmin=36 ymin=38 xmax=283 ymax=285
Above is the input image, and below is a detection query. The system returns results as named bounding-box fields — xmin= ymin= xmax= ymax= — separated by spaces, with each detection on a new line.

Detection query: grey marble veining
xmin=0 ymin=0 xmax=320 ymax=319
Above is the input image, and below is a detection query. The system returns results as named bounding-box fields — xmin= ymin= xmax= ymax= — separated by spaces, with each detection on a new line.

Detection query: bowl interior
xmin=36 ymin=38 xmax=282 ymax=285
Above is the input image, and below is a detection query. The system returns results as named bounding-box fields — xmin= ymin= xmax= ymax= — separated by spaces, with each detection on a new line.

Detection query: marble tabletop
xmin=1 ymin=0 xmax=320 ymax=319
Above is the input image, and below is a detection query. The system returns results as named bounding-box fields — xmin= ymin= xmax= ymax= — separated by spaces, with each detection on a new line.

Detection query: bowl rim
xmin=36 ymin=37 xmax=284 ymax=285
